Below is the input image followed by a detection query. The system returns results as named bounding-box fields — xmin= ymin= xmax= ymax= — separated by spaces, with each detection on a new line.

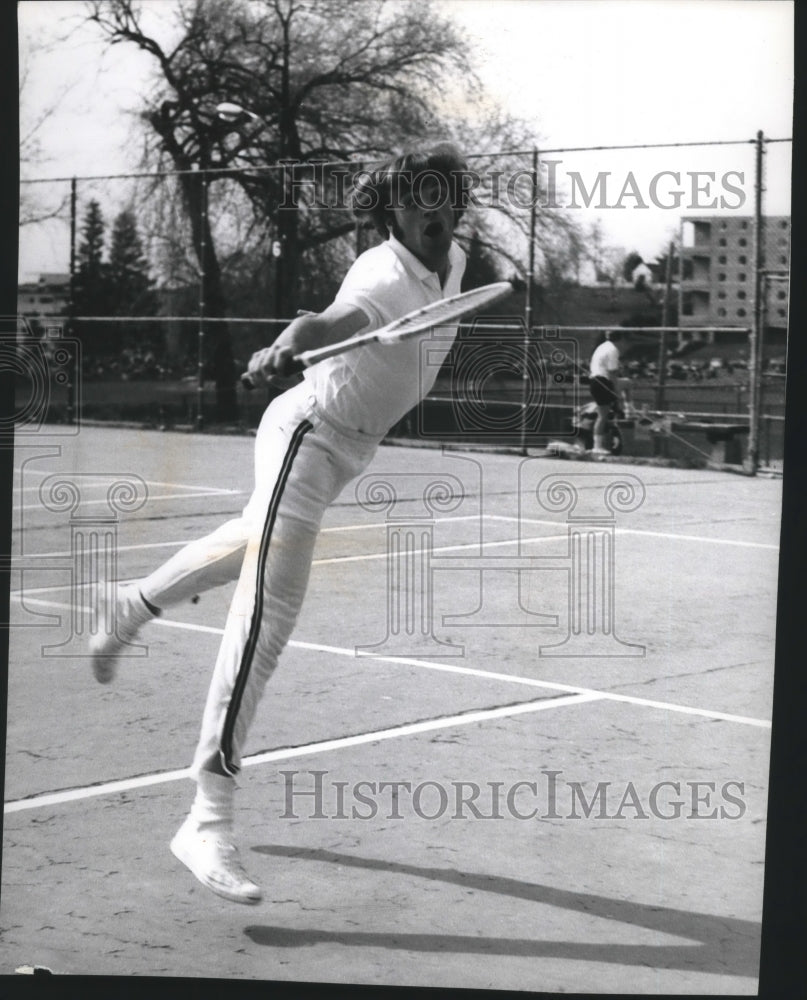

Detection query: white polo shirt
xmin=590 ymin=340 xmax=620 ymax=380
xmin=303 ymin=234 xmax=466 ymax=436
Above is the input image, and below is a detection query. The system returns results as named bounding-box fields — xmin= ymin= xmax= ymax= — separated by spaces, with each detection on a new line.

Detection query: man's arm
xmin=246 ymin=302 xmax=370 ymax=382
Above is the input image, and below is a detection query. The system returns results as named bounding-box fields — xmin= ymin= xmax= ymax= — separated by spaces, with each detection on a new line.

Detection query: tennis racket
xmin=241 ymin=280 xmax=513 ymax=389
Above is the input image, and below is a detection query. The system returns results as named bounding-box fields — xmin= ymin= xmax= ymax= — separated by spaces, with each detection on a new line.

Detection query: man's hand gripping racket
xmin=240 ymin=281 xmax=514 ymax=389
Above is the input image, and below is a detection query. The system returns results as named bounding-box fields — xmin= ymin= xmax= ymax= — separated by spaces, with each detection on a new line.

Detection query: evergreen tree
xmin=74 ymin=200 xmax=107 ymax=310
xmin=73 ymin=199 xmax=109 ymax=356
xmin=108 ymin=210 xmax=157 ymax=317
xmin=108 ymin=209 xmax=160 ymax=358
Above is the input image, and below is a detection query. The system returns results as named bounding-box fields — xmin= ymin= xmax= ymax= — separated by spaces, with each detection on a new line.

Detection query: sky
xmin=18 ymin=0 xmax=794 ymax=281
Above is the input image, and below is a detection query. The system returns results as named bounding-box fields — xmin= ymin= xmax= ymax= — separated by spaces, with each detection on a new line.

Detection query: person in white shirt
xmin=89 ymin=143 xmax=470 ymax=904
xmin=588 ymin=330 xmax=626 ymax=452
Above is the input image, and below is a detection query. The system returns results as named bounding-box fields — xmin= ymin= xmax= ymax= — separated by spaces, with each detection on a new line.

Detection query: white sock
xmin=187 ymin=769 xmax=236 ymax=837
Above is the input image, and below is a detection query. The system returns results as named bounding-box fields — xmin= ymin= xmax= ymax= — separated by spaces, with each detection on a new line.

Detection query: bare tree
xmin=86 ymin=0 xmax=476 ymax=419
xmin=19 ymin=35 xmax=77 ymax=227
xmin=86 ymin=0 xmax=591 ymax=418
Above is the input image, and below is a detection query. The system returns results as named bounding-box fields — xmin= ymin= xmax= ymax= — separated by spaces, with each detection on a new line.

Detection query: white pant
xmin=140 ymin=383 xmax=379 ymax=777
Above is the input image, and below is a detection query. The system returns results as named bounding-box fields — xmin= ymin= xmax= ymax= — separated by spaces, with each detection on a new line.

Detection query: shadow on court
xmin=246 ymin=844 xmax=759 ymax=977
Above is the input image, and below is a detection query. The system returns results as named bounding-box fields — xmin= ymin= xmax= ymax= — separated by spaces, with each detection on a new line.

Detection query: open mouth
xmin=423 ymin=221 xmax=444 ymax=238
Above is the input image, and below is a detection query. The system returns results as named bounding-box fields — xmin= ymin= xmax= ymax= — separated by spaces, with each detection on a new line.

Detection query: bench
xmin=670 ymin=421 xmax=749 ymax=464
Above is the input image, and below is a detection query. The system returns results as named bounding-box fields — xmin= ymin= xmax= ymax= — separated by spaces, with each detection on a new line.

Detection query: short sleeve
xmin=334 ymin=251 xmax=403 ymax=332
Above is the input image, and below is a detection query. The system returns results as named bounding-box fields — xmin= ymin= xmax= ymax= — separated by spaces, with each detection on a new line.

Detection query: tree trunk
xmin=183 ymin=171 xmax=238 ymax=423
xmin=276 ymin=199 xmax=301 ymax=319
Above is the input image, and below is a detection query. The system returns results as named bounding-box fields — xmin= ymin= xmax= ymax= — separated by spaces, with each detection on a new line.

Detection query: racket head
xmin=375 ymin=281 xmax=514 ymax=345
xmin=253 ymin=280 xmax=516 ymax=373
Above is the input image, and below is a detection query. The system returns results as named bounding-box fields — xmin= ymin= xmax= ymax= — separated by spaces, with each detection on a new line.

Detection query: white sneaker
xmin=170 ymin=818 xmax=263 ymax=905
xmin=89 ymin=583 xmax=155 ymax=684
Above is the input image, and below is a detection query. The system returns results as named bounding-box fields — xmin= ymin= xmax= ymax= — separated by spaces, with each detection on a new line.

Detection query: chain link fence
xmin=17 ymin=134 xmax=790 ymax=470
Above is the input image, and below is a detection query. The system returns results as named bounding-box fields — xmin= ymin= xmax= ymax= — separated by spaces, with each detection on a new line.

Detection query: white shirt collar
xmin=386 ymin=233 xmax=461 ymax=289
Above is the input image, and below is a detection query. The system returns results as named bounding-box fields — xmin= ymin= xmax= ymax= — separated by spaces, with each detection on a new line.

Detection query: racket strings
xmin=385 ymin=282 xmax=513 ymax=335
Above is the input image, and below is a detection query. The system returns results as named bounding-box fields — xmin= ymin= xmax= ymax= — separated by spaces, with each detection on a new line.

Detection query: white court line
xmin=319 ymin=514 xmax=479 ymax=533
xmin=12 ymin=540 xmax=190 ymax=562
xmin=9 ymin=515 xmax=479 ymax=561
xmin=13 ymin=490 xmax=245 ymax=513
xmin=13 ymin=466 xmax=244 ymax=495
xmin=485 ymin=515 xmax=779 ymax=552
xmin=12 ymin=512 xmax=776 ymax=562
xmin=10 ymin=596 xmax=772 ymax=730
xmin=4 ymin=692 xmax=601 ymax=814
xmin=8 ymin=533 xmax=570 ymax=594
xmin=312 ymin=533 xmax=569 ymax=567
xmin=13 ymin=482 xmax=242 ymax=497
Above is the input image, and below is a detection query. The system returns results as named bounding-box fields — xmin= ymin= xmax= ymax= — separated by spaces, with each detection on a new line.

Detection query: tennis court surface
xmin=3 ymin=424 xmax=781 ymax=992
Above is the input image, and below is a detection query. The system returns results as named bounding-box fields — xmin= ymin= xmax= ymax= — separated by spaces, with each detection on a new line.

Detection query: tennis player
xmin=90 ymin=142 xmax=470 ymax=903
xmin=588 ymin=330 xmax=626 ymax=453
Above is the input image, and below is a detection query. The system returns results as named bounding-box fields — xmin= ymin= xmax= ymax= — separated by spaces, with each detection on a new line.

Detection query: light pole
xmin=193 ymin=103 xmax=268 ymax=426
xmin=215 ymin=103 xmax=284 ymax=317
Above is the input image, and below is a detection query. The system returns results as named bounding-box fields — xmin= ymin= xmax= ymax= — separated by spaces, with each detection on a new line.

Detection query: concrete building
xmin=17 ymin=273 xmax=70 ymax=326
xmin=678 ymin=215 xmax=790 ymax=332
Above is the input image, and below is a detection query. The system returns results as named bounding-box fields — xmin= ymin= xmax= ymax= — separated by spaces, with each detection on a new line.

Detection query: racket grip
xmin=241 ymin=311 xmax=315 ymax=389
xmin=240 ymin=357 xmax=306 ymax=390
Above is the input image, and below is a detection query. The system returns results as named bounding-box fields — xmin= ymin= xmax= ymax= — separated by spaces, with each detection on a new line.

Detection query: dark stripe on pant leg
xmin=219 ymin=418 xmax=313 ymax=775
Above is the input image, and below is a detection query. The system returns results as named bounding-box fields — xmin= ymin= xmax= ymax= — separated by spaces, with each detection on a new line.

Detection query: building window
xmin=778 ymin=308 xmax=787 ymax=317
xmin=738 ymin=255 xmax=746 ymax=265
xmin=737 ymin=290 xmax=746 ymax=300
xmin=779 ymin=237 xmax=788 ymax=247
xmin=780 ymin=255 xmax=787 ymax=265
xmin=777 ymin=290 xmax=787 ymax=300
xmin=738 ymin=273 xmax=746 ymax=282
xmin=738 ymin=238 xmax=747 ymax=247
xmin=717 ymin=291 xmax=726 ymax=300
xmin=720 ymin=221 xmax=727 ymax=229
xmin=780 ymin=220 xmax=788 ymax=229
xmin=717 ymin=307 xmax=726 ymax=317
xmin=737 ymin=308 xmax=746 ymax=317
xmin=718 ymin=255 xmax=727 ymax=264
xmin=718 ymin=238 xmax=727 ymax=247
xmin=718 ymin=273 xmax=726 ymax=281
xmin=740 ymin=220 xmax=748 ymax=229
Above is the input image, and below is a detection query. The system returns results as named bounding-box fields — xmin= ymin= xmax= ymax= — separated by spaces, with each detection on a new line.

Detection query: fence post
xmin=67 ymin=177 xmax=77 ymax=426
xmin=656 ymin=241 xmax=674 ymax=412
xmin=521 ymin=147 xmax=538 ymax=456
xmin=746 ymin=130 xmax=765 ymax=474
xmin=196 ymin=169 xmax=208 ymax=431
